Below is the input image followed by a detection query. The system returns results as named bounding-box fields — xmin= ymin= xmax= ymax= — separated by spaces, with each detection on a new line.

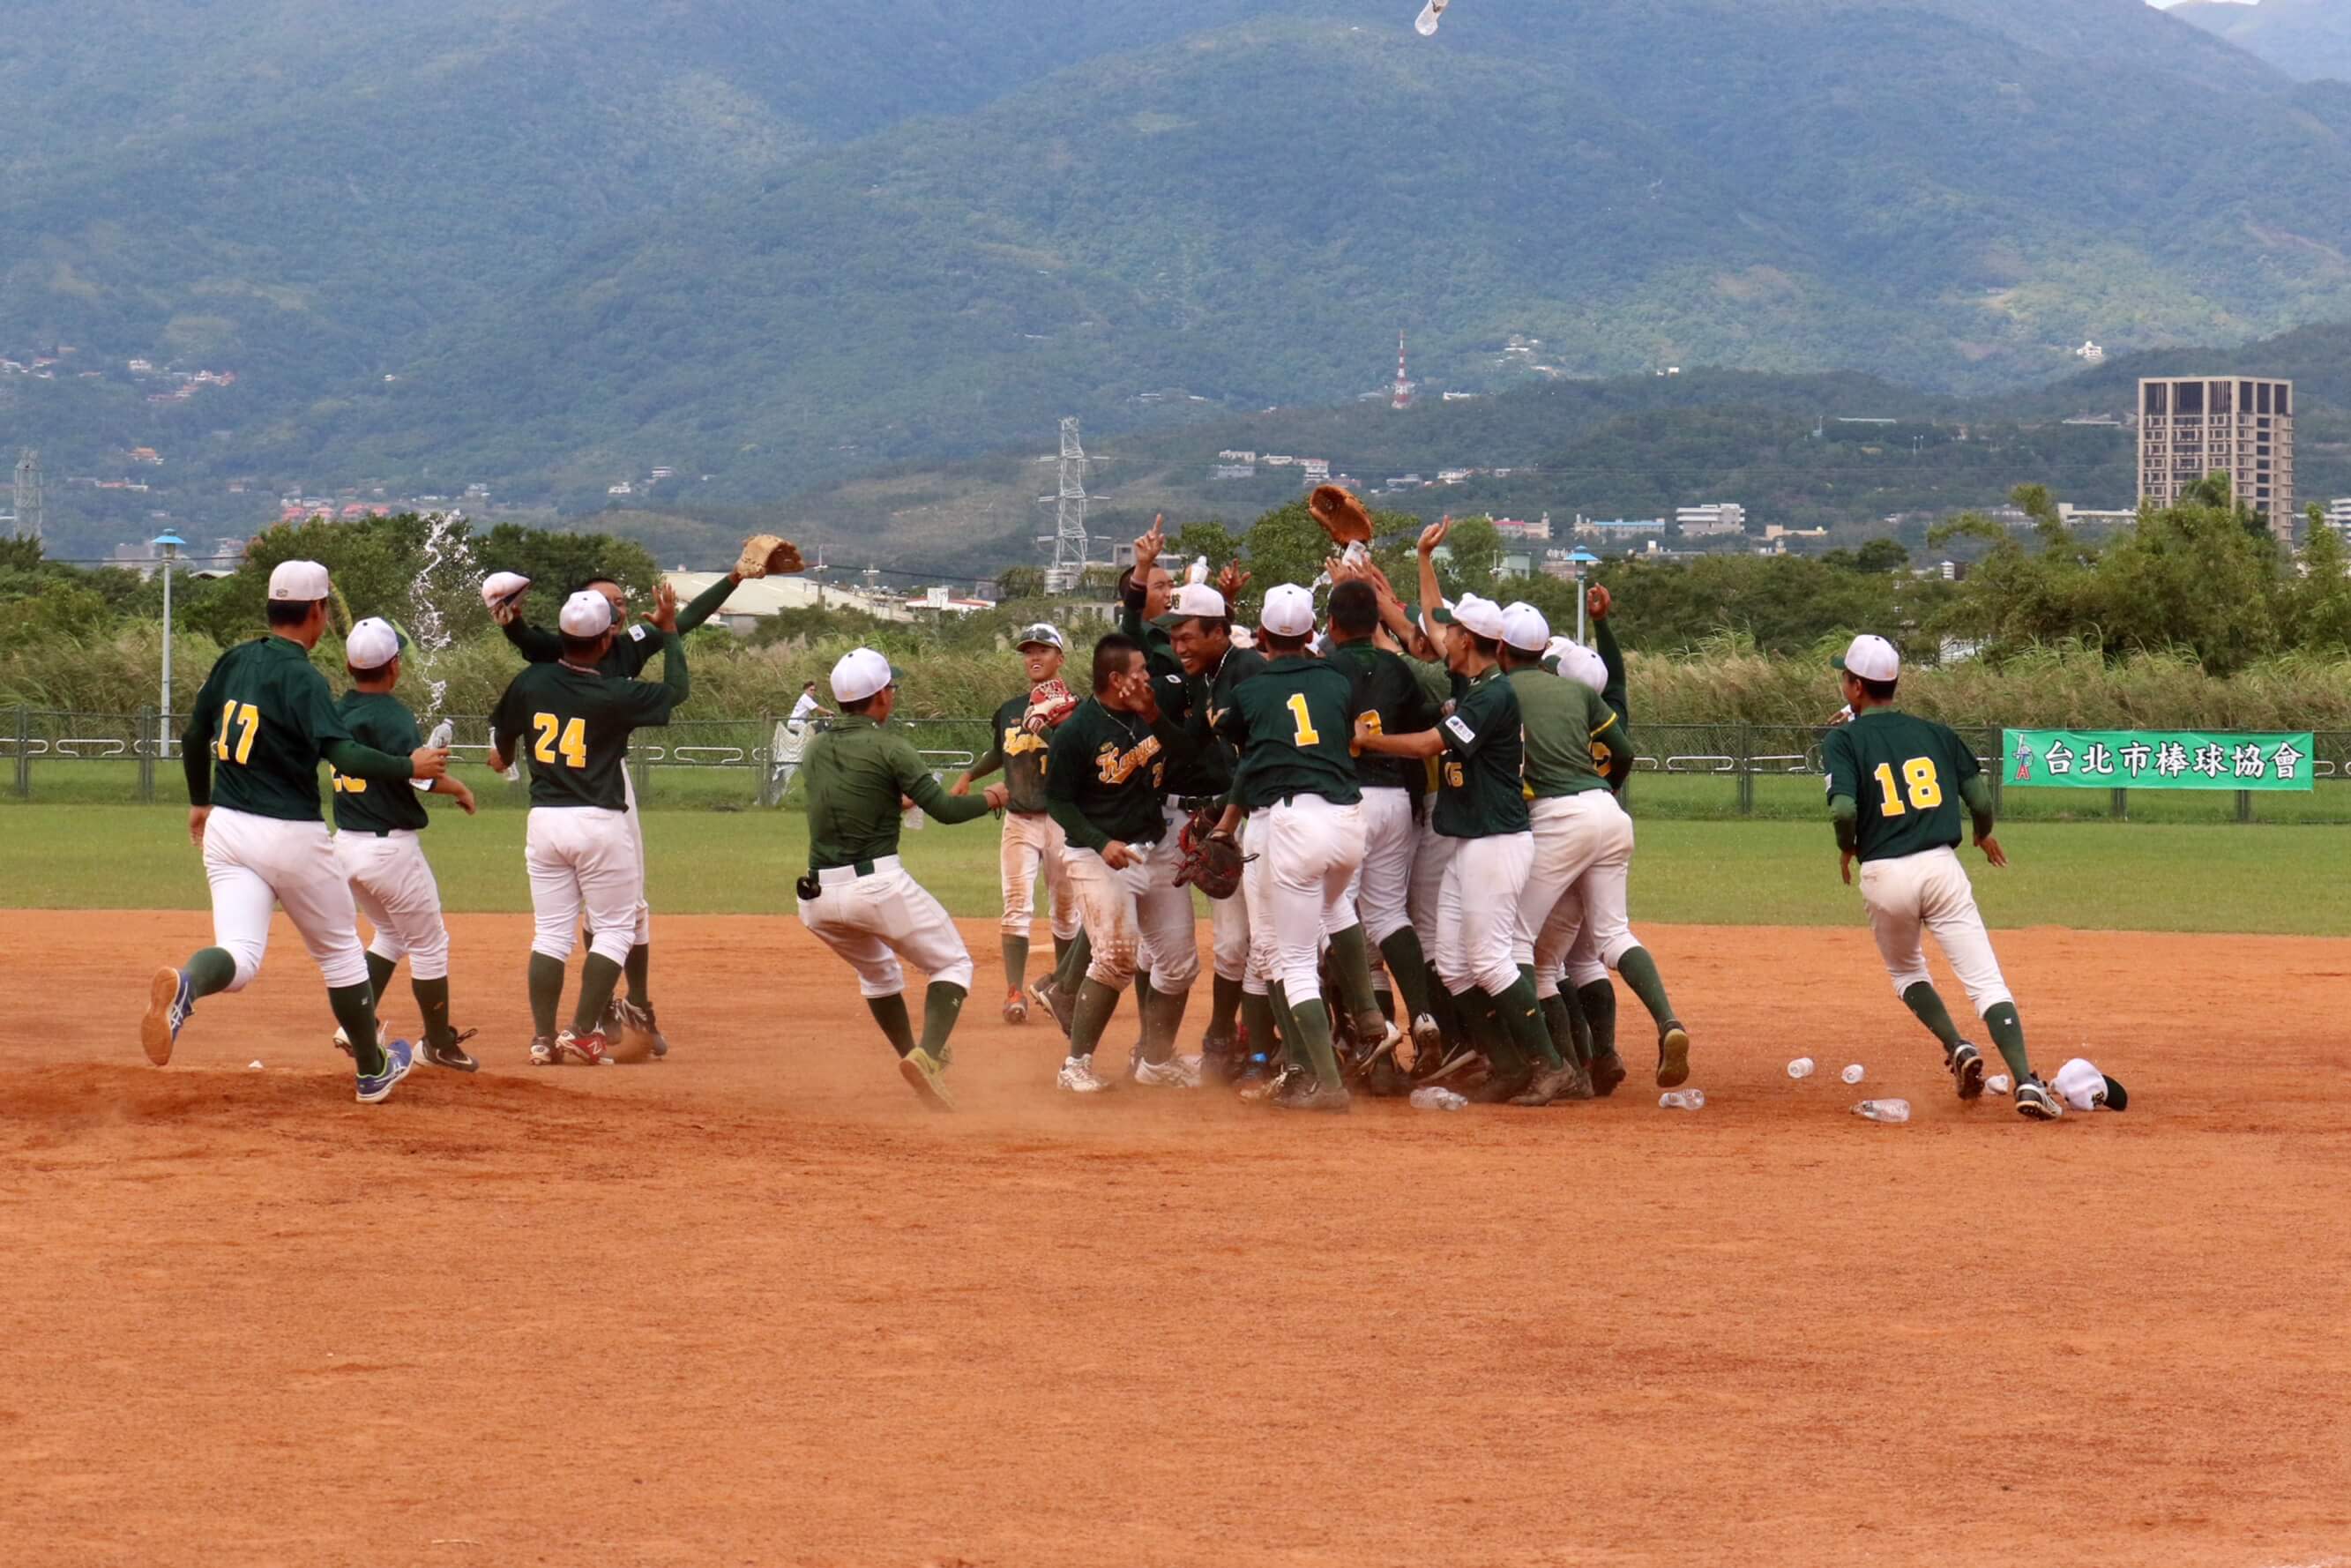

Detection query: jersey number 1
xmin=1286 ymin=692 xmax=1321 ymax=748
xmin=212 ymin=701 xmax=259 ymax=765
xmin=533 ymin=713 xmax=588 ymax=770
xmin=1872 ymin=758 xmax=1944 ymax=816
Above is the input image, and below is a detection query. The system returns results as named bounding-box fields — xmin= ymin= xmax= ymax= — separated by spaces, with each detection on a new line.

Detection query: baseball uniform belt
xmin=816 ymin=855 xmax=902 ymax=885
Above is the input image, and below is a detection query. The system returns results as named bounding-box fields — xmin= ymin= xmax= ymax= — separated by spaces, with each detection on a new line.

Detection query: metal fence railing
xmin=7 ymin=708 xmax=2347 ymax=824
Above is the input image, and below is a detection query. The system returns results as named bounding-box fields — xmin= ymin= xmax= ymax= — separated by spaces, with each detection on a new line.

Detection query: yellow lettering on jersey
xmin=1286 ymin=692 xmax=1321 ymax=748
xmin=533 ymin=713 xmax=589 ymax=770
xmin=330 ymin=770 xmax=368 ymax=795
xmin=1093 ymin=735 xmax=1164 ymax=786
xmin=1444 ymin=760 xmax=1465 ymax=790
xmin=212 ymin=701 xmax=260 ymax=765
xmin=1873 ymin=757 xmax=1942 ymax=814
xmin=1003 ymin=728 xmax=1049 ymax=760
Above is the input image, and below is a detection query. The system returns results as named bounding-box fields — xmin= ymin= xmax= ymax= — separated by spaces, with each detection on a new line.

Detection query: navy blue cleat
xmin=355 ymin=1038 xmax=416 ymax=1104
xmin=141 ymin=967 xmax=194 ymax=1065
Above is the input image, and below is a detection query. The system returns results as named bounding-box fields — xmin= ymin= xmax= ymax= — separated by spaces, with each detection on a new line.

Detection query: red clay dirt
xmin=3 ymin=908 xmax=2347 ymax=1568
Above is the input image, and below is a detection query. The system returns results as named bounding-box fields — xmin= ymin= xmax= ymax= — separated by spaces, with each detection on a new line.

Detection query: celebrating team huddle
xmin=138 ymin=512 xmax=2075 ymax=1122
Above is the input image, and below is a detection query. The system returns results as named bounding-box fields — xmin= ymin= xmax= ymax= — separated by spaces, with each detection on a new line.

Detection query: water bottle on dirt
xmin=1787 ymin=1057 xmax=1815 ymax=1079
xmin=1410 ymin=1086 xmax=1467 ymax=1112
xmin=1659 ymin=1088 xmax=1705 ymax=1110
xmin=1853 ymin=1099 xmax=1911 ymax=1124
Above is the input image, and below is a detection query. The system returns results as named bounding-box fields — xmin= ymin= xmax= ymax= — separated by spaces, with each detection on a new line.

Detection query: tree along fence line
xmin=8 ymin=708 xmax=2350 ymax=825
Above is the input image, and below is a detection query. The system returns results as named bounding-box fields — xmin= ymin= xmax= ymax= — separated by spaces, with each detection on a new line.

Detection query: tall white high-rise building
xmin=2138 ymin=377 xmax=2295 ymax=542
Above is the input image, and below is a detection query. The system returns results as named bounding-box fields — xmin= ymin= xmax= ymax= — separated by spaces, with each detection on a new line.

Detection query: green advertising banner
xmin=2001 ymin=731 xmax=2316 ymax=792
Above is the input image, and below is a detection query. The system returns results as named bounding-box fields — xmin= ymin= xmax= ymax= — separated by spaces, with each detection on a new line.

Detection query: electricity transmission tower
xmin=12 ymin=449 xmax=41 ymax=541
xmin=1039 ymin=417 xmax=1091 ymax=594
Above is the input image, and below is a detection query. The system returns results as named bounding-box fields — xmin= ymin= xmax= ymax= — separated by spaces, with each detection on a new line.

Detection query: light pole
xmin=153 ymin=532 xmax=183 ymax=758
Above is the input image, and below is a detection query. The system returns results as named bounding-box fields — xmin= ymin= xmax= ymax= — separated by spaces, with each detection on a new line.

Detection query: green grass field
xmin=5 ymin=801 xmax=2342 ymax=935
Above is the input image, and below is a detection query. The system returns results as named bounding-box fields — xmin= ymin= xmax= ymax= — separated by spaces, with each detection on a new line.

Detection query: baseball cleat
xmin=1273 ymin=1077 xmax=1352 ymax=1114
xmin=1407 ymin=1012 xmax=1442 ymax=1073
xmin=612 ymin=998 xmax=668 ymax=1062
xmin=899 ymin=1047 xmax=955 ymax=1112
xmin=1356 ymin=1016 xmax=1405 ymax=1071
xmin=1470 ymin=1063 xmax=1537 ymax=1104
xmin=556 ymin=1028 xmax=611 ymax=1066
xmin=141 ymin=967 xmax=193 ymax=1065
xmin=1949 ymin=1041 xmax=1986 ymax=1101
xmin=1654 ymin=1024 xmax=1691 ymax=1089
xmin=1238 ymin=1062 xmax=1296 ymax=1103
xmin=1002 ymin=988 xmax=1028 ymax=1026
xmin=1133 ymin=1052 xmax=1204 ymax=1089
xmin=1422 ymin=1043 xmax=1479 ymax=1084
xmin=1056 ymin=1054 xmax=1116 ymax=1094
xmin=331 ymin=1018 xmax=389 ymax=1062
xmin=355 ymin=1038 xmax=415 ymax=1104
xmin=421 ymin=1029 xmax=480 ymax=1073
xmin=1030 ymin=974 xmax=1076 ymax=1038
xmin=527 ymin=1034 xmax=560 ymax=1066
xmin=2014 ymin=1078 xmax=2065 ymax=1121
xmin=1511 ymin=1063 xmax=1582 ymax=1107
xmin=1588 ymin=1049 xmax=1628 ymax=1097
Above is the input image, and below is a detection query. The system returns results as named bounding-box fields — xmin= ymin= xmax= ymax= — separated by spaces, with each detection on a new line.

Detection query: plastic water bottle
xmin=1853 ymin=1099 xmax=1911 ymax=1124
xmin=1659 ymin=1088 xmax=1705 ymax=1110
xmin=1986 ymin=1073 xmax=2012 ymax=1096
xmin=1788 ymin=1057 xmax=1816 ymax=1079
xmin=425 ymin=718 xmax=455 ymax=751
xmin=1414 ymin=0 xmax=1449 ymax=37
xmin=1410 ymin=1086 xmax=1467 ymax=1112
xmin=1841 ymin=1063 xmax=1866 ymax=1085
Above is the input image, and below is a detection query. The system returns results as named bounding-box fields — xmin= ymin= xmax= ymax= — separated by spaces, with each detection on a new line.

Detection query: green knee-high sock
xmin=1069 ymin=978 xmax=1122 ymax=1058
xmin=1052 ymin=933 xmax=1074 ymax=972
xmin=1501 ymin=970 xmax=1563 ymax=1068
xmin=1208 ymin=973 xmax=1244 ymax=1042
xmin=1575 ymin=978 xmax=1618 ymax=1060
xmin=866 ymin=993 xmax=917 ymax=1057
xmin=1056 ymin=930 xmax=1091 ymax=994
xmin=1133 ymin=972 xmax=1156 ymax=1036
xmin=185 ymin=946 xmax=237 ymax=999
xmin=1142 ymin=983 xmax=1191 ymax=1064
xmin=919 ymin=981 xmax=967 ymax=1060
xmin=526 ymin=952 xmax=565 ymax=1038
xmin=1982 ymin=1001 xmax=2032 ymax=1082
xmin=1378 ymin=930 xmax=1437 ymax=1024
xmin=1540 ymin=994 xmax=1578 ymax=1064
xmin=1901 ymin=981 xmax=1965 ymax=1054
xmin=1424 ymin=963 xmax=1461 ymax=1042
xmin=1268 ymin=980 xmax=1309 ymax=1070
xmin=1615 ymin=947 xmax=1679 ymax=1030
xmin=1242 ymin=989 xmax=1280 ymax=1064
xmin=410 ymin=974 xmax=454 ymax=1048
xmin=1560 ymin=982 xmax=1594 ymax=1065
xmin=1462 ymin=988 xmax=1523 ymax=1072
xmin=571 ymin=953 xmax=624 ymax=1035
xmin=624 ymin=943 xmax=651 ymax=1008
xmin=364 ymin=951 xmax=398 ymax=1013
xmin=327 ymin=982 xmax=385 ymax=1075
xmin=1286 ymin=995 xmax=1345 ymax=1089
xmin=1326 ymin=924 xmax=1382 ymax=1025
xmin=1001 ymin=933 xmax=1030 ymax=998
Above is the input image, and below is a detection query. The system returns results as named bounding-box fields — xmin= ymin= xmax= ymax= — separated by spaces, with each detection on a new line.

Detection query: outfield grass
xmin=4 ymin=802 xmax=2342 ymax=936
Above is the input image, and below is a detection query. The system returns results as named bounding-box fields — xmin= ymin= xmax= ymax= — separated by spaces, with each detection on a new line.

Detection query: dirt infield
xmin=4 ymin=909 xmax=2347 ymax=1567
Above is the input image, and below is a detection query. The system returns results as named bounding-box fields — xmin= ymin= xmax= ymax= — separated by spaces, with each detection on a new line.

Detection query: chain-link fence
xmin=8 ymin=707 xmax=2348 ymax=824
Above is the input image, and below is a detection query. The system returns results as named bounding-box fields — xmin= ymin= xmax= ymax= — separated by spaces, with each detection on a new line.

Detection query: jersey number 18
xmin=1872 ymin=757 xmax=1944 ymax=816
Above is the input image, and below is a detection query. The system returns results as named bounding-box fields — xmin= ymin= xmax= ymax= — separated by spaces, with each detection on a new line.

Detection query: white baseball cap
xmin=1229 ymin=625 xmax=1258 ymax=651
xmin=1547 ymin=638 xmax=1608 ymax=693
xmin=2053 ymin=1057 xmax=2129 ymax=1112
xmin=1836 ymin=634 xmax=1901 ymax=683
xmin=480 ymin=571 xmax=531 ymax=611
xmin=268 ymin=559 xmax=331 ymax=601
xmin=1499 ymin=601 xmax=1550 ymax=653
xmin=830 ymin=646 xmax=899 ymax=704
xmin=1169 ymin=583 xmax=1228 ymax=621
xmin=1259 ymin=583 xmax=1317 ymax=638
xmin=557 ymin=590 xmax=615 ymax=638
xmin=345 ymin=616 xmax=407 ymax=671
xmin=1014 ymin=622 xmax=1065 ymax=652
xmin=1432 ymin=594 xmax=1506 ymax=640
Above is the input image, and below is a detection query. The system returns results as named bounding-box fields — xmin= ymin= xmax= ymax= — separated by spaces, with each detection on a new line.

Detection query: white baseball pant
xmin=619 ymin=765 xmax=653 ymax=946
xmin=1517 ymin=793 xmax=1627 ymax=991
xmin=1858 ymin=846 xmax=2012 ymax=1013
xmin=798 ymin=855 xmax=974 ymax=998
xmin=1407 ymin=813 xmax=1454 ymax=937
xmin=1000 ymin=810 xmax=1079 ymax=943
xmin=1066 ymin=839 xmax=1201 ymax=991
xmin=1435 ymin=830 xmax=1534 ymax=998
xmin=1249 ymin=796 xmax=1366 ymax=1005
xmin=1167 ymin=800 xmax=1260 ymax=994
xmin=526 ymin=806 xmax=641 ymax=968
xmin=200 ymin=806 xmax=369 ymax=991
xmin=1347 ymin=786 xmax=1418 ymax=947
xmin=1549 ymin=795 xmax=1643 ymax=993
xmin=334 ymin=829 xmax=452 ymax=981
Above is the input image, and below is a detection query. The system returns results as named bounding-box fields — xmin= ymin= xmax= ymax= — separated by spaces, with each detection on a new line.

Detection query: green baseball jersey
xmin=489 ymin=661 xmax=683 ymax=810
xmin=331 ymin=691 xmax=430 ymax=833
xmin=1507 ymin=667 xmax=1620 ymax=799
xmin=1329 ymin=640 xmax=1439 ymax=792
xmin=1123 ymin=594 xmax=1219 ymax=799
xmin=1046 ymin=696 xmax=1184 ymax=852
xmin=501 ymin=575 xmax=735 ymax=676
xmin=1218 ymin=656 xmax=1363 ymax=809
xmin=801 ymin=714 xmax=991 ymax=871
xmin=980 ymin=691 xmax=1057 ymax=815
xmin=1432 ymin=667 xmax=1530 ymax=839
xmin=1183 ymin=644 xmax=1268 ymax=799
xmin=184 ymin=636 xmax=355 ymax=821
xmin=1822 ymin=709 xmax=1981 ymax=862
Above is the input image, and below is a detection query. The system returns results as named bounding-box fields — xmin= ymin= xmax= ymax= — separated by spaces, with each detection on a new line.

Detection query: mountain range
xmin=2171 ymin=0 xmax=2351 ymax=82
xmin=4 ymin=0 xmax=2349 ymax=553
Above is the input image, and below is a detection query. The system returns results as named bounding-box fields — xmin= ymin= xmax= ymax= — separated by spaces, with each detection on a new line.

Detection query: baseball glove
xmin=735 ymin=534 xmax=807 ymax=579
xmin=1308 ymin=484 xmax=1375 ymax=548
xmin=1170 ymin=812 xmax=1247 ymax=900
xmin=1022 ymin=677 xmax=1079 ymax=734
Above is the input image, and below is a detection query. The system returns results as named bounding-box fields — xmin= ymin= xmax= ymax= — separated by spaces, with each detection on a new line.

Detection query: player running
xmin=797 ymin=648 xmax=1009 ymax=1109
xmin=330 ymin=616 xmax=481 ymax=1072
xmin=1821 ymin=634 xmax=2064 ymax=1120
xmin=141 ymin=560 xmax=452 ymax=1104
xmin=487 ymin=590 xmax=690 ymax=1067
xmin=949 ymin=623 xmax=1080 ymax=1026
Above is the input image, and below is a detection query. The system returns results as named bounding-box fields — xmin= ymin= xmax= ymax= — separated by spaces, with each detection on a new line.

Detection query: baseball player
xmin=140 ymin=560 xmax=451 ymax=1104
xmin=1207 ymin=583 xmax=1370 ymax=1111
xmin=486 ymin=590 xmax=690 ymax=1066
xmin=330 ymin=616 xmax=481 ymax=1072
xmin=797 ymin=648 xmax=1010 ymax=1109
xmin=486 ymin=549 xmax=749 ymax=1057
xmin=950 ymin=623 xmax=1081 ymax=1025
xmin=1044 ymin=632 xmax=1203 ymax=1093
xmin=1821 ymin=633 xmax=2063 ymax=1120
xmin=1351 ymin=521 xmax=1568 ymax=1103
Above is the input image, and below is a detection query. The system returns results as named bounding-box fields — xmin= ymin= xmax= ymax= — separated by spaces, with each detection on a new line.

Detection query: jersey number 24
xmin=1873 ymin=757 xmax=1944 ymax=816
xmin=533 ymin=713 xmax=588 ymax=770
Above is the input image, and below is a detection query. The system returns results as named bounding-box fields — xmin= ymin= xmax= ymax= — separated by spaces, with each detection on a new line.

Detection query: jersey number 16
xmin=1873 ymin=757 xmax=1944 ymax=816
